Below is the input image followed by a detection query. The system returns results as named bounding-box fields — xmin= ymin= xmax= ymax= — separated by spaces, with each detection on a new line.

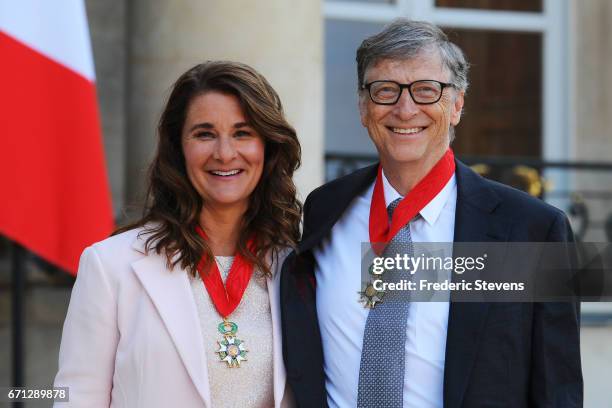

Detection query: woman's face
xmin=181 ymin=91 xmax=265 ymax=213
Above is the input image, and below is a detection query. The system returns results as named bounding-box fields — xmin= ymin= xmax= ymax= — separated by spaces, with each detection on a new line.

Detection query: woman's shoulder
xmin=91 ymin=226 xmax=147 ymax=253
xmin=84 ymin=225 xmax=156 ymax=271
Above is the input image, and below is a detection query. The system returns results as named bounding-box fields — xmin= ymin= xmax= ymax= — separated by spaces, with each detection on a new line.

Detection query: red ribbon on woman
xmin=196 ymin=227 xmax=256 ymax=318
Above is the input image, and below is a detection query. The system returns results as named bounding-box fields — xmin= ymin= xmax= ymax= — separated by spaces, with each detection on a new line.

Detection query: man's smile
xmin=388 ymin=126 xmax=425 ymax=135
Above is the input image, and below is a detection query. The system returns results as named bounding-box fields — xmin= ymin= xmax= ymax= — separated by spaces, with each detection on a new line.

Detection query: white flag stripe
xmin=0 ymin=0 xmax=96 ymax=81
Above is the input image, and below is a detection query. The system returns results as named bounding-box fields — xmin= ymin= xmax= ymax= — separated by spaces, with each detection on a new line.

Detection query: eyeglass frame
xmin=361 ymin=79 xmax=457 ymax=105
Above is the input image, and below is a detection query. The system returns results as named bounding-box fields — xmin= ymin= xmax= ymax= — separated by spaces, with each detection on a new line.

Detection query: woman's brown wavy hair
xmin=116 ymin=61 xmax=302 ymax=277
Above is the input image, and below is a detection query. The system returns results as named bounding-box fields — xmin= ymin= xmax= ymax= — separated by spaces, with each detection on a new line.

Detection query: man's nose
xmin=213 ymin=136 xmax=238 ymax=162
xmin=394 ymin=89 xmax=419 ymax=119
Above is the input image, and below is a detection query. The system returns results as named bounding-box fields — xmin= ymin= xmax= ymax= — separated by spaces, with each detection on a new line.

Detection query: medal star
xmin=359 ymin=282 xmax=384 ymax=308
xmin=217 ymin=336 xmax=249 ymax=367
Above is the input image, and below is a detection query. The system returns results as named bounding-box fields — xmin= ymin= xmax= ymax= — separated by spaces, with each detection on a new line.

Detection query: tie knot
xmin=387 ymin=198 xmax=402 ymax=219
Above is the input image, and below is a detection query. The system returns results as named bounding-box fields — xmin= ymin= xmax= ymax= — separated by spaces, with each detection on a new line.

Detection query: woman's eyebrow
xmin=189 ymin=122 xmax=214 ymax=132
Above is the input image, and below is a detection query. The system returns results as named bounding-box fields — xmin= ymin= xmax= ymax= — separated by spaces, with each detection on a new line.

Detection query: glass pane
xmin=324 ymin=19 xmax=385 ymax=155
xmin=436 ymin=0 xmax=542 ymax=12
xmin=447 ymin=29 xmax=542 ymax=157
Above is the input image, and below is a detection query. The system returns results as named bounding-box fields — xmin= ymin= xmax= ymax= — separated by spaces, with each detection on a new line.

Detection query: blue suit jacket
xmin=280 ymin=160 xmax=582 ymax=408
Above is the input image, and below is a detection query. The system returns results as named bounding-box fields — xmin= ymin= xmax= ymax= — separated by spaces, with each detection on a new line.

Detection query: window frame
xmin=323 ymin=0 xmax=573 ymax=164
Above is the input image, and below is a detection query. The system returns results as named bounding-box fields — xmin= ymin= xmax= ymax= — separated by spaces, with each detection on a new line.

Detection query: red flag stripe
xmin=0 ymin=31 xmax=114 ymax=274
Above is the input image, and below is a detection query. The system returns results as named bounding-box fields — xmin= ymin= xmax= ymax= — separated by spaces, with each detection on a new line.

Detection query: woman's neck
xmin=199 ymin=204 xmax=245 ymax=256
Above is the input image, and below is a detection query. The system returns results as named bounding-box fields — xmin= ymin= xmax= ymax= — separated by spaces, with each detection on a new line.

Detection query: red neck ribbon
xmin=369 ymin=149 xmax=455 ymax=255
xmin=195 ymin=226 xmax=256 ymax=318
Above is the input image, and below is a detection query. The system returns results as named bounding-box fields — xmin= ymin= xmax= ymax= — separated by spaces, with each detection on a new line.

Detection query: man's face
xmin=359 ymin=50 xmax=464 ymax=170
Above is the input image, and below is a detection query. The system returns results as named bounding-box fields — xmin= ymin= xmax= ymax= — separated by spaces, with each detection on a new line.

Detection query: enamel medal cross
xmin=216 ymin=319 xmax=248 ymax=368
xmin=359 ymin=262 xmax=385 ymax=308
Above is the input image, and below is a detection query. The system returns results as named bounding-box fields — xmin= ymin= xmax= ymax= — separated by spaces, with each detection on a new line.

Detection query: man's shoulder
xmin=305 ymin=164 xmax=377 ymax=206
xmin=482 ymin=176 xmax=565 ymax=221
xmin=456 ymin=161 xmax=571 ymax=242
xmin=457 ymin=161 xmax=565 ymax=222
xmin=301 ymin=164 xmax=377 ymax=244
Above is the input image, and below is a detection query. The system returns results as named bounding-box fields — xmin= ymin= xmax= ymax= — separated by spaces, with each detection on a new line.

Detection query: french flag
xmin=0 ymin=0 xmax=114 ymax=274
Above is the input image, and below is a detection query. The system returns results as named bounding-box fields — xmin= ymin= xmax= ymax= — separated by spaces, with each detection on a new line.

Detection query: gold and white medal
xmin=216 ymin=320 xmax=248 ymax=368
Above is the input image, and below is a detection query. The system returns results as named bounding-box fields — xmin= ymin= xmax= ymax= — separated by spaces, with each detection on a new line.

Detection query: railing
xmin=326 ymin=152 xmax=612 ymax=243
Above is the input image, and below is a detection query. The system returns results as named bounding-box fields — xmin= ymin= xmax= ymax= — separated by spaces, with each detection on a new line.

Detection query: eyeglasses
xmin=362 ymin=80 xmax=456 ymax=105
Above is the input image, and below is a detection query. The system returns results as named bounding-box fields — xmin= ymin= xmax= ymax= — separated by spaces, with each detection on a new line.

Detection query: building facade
xmin=2 ymin=0 xmax=611 ymax=405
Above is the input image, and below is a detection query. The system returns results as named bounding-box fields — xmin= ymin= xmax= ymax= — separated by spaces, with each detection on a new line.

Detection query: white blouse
xmin=190 ymin=256 xmax=274 ymax=408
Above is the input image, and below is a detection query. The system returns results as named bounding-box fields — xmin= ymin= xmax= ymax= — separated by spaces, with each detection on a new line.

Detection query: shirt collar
xmin=381 ymin=168 xmax=456 ymax=227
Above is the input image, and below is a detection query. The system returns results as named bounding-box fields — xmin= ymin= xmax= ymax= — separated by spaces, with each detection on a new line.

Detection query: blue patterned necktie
xmin=357 ymin=197 xmax=413 ymax=407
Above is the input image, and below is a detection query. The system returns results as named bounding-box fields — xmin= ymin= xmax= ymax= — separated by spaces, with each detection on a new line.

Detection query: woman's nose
xmin=213 ymin=136 xmax=238 ymax=162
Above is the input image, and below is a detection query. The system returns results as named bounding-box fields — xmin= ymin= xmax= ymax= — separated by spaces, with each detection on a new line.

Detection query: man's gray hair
xmin=356 ymin=19 xmax=469 ymax=91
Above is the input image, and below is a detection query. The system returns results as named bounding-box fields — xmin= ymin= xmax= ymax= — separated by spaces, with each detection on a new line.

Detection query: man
xmin=281 ymin=19 xmax=582 ymax=407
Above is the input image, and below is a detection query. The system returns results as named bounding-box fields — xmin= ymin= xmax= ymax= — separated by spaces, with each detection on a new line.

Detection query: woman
xmin=54 ymin=61 xmax=301 ymax=408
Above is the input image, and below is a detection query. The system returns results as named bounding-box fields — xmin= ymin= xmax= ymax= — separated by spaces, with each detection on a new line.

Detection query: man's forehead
xmin=365 ymin=49 xmax=448 ymax=80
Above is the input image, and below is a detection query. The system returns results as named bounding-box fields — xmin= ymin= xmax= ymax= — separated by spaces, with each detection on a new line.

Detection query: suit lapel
xmin=267 ymin=251 xmax=288 ymax=408
xmin=130 ymin=240 xmax=212 ymax=408
xmin=443 ymin=161 xmax=512 ymax=408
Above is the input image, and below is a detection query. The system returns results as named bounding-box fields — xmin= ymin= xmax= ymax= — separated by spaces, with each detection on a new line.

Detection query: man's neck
xmin=381 ymin=151 xmax=445 ymax=196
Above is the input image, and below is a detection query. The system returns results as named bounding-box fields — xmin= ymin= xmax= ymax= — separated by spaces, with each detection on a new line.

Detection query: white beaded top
xmin=190 ymin=256 xmax=274 ymax=408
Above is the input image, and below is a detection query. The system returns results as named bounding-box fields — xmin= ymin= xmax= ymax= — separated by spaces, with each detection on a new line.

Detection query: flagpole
xmin=11 ymin=241 xmax=25 ymax=392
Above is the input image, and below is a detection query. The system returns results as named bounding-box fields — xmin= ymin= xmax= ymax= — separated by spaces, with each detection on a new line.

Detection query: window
xmin=324 ymin=0 xmax=569 ymax=162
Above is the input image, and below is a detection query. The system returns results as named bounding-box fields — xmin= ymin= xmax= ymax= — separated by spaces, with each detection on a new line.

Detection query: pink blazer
xmin=54 ymin=228 xmax=294 ymax=407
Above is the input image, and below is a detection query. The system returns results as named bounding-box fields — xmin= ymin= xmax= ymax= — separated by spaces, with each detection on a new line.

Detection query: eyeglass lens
xmin=369 ymin=80 xmax=443 ymax=104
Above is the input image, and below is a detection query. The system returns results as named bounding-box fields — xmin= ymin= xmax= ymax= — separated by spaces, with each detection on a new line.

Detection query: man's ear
xmin=450 ymin=90 xmax=465 ymax=126
xmin=358 ymin=93 xmax=368 ymax=127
